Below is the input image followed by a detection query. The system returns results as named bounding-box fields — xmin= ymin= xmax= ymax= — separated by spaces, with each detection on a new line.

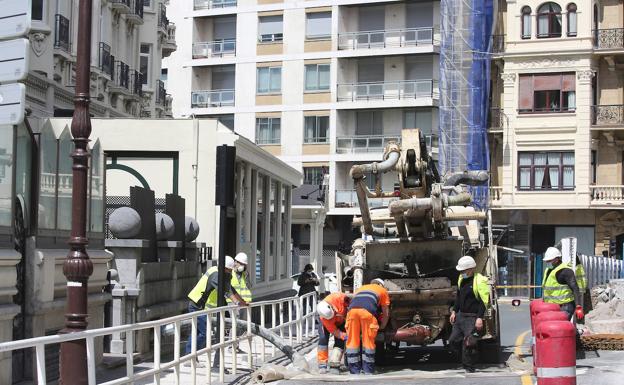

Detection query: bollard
xmin=536 ymin=320 xmax=576 ymax=385
xmin=530 ymin=300 xmax=560 ymax=373
xmin=533 ymin=311 xmax=569 ymax=374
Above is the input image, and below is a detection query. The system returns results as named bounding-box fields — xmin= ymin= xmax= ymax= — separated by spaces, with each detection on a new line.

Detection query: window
xmin=356 ymin=110 xmax=383 ymax=135
xmin=518 ymin=73 xmax=576 ymax=113
xmin=537 ymin=2 xmax=562 ymax=38
xmin=522 ymin=6 xmax=532 ymax=39
xmin=518 ymin=152 xmax=574 ymax=190
xmin=305 ymin=64 xmax=330 ymax=91
xmin=591 ymin=150 xmax=596 ymax=184
xmin=256 ymin=117 xmax=281 ymax=144
xmin=32 ymin=0 xmax=44 ymax=21
xmin=257 ymin=67 xmax=282 ymax=94
xmin=567 ymin=3 xmax=577 ymax=37
xmin=143 ymin=0 xmax=152 ymax=7
xmin=303 ymin=167 xmax=327 ymax=185
xmin=306 ymin=12 xmax=331 ymax=39
xmin=140 ymin=44 xmax=151 ymax=86
xmin=404 ymin=109 xmax=433 ymax=134
xmin=304 ymin=116 xmax=329 ymax=143
xmin=258 ymin=15 xmax=283 ymax=42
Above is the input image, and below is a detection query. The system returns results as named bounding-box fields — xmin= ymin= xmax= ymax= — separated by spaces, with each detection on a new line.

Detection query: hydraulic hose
xmin=443 ymin=170 xmax=489 ymax=187
xmin=349 ymin=148 xmax=401 ymax=180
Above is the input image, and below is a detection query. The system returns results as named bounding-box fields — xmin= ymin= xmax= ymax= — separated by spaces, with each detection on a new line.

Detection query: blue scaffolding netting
xmin=439 ymin=0 xmax=495 ymax=209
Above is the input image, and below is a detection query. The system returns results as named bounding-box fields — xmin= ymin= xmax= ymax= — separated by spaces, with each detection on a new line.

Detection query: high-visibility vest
xmin=573 ymin=263 xmax=588 ymax=294
xmin=188 ymin=266 xmax=220 ymax=309
xmin=542 ymin=263 xmax=574 ymax=305
xmin=227 ymin=272 xmax=252 ymax=303
xmin=458 ymin=273 xmax=490 ymax=307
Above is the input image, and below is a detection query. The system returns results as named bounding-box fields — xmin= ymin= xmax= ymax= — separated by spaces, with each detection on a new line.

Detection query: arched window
xmin=522 ymin=6 xmax=532 ymax=39
xmin=567 ymin=3 xmax=577 ymax=37
xmin=537 ymin=2 xmax=563 ymax=38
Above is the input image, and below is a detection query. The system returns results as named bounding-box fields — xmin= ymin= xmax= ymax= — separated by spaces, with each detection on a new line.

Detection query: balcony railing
xmin=128 ymin=0 xmax=144 ymax=21
xmin=194 ymin=0 xmax=237 ymax=10
xmin=54 ymin=14 xmax=71 ymax=52
xmin=336 ymin=135 xmax=401 ymax=153
xmin=489 ymin=186 xmax=502 ymax=205
xmin=491 ymin=34 xmax=505 ymax=53
xmin=590 ymin=185 xmax=624 ymax=205
xmin=191 ymin=89 xmax=235 ymax=107
xmin=335 ymin=190 xmax=399 ymax=208
xmin=111 ymin=0 xmax=131 ymax=12
xmin=158 ymin=2 xmax=169 ymax=31
xmin=167 ymin=23 xmax=176 ymax=42
xmin=591 ymin=105 xmax=624 ymax=126
xmin=338 ymin=27 xmax=435 ymax=50
xmin=132 ymin=70 xmax=143 ymax=96
xmin=337 ymin=80 xmax=437 ymax=102
xmin=192 ymin=40 xmax=236 ymax=58
xmin=99 ymin=43 xmax=113 ymax=78
xmin=156 ymin=80 xmax=166 ymax=105
xmin=489 ymin=108 xmax=508 ymax=131
xmin=113 ymin=60 xmax=130 ymax=90
xmin=593 ymin=28 xmax=624 ymax=50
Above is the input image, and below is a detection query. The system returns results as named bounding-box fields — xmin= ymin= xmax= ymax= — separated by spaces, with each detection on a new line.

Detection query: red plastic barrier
xmin=536 ymin=320 xmax=576 ymax=385
xmin=530 ymin=300 xmax=561 ymax=373
xmin=533 ymin=311 xmax=569 ymax=373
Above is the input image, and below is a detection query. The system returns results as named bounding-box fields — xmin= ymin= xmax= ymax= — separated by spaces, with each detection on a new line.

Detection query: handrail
xmin=0 ymin=292 xmax=318 ymax=385
xmin=593 ymin=28 xmax=624 ymax=50
xmin=337 ymin=79 xmax=437 ymax=101
xmin=191 ymin=89 xmax=235 ymax=107
xmin=591 ymin=104 xmax=624 ymax=126
xmin=192 ymin=39 xmax=236 ymax=58
xmin=194 ymin=0 xmax=237 ymax=10
xmin=338 ymin=27 xmax=436 ymax=50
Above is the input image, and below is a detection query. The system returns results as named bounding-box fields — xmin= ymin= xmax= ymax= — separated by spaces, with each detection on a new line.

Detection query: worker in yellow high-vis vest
xmin=185 ymin=255 xmax=248 ymax=360
xmin=542 ymin=247 xmax=584 ymax=320
xmin=228 ymin=252 xmax=252 ymax=305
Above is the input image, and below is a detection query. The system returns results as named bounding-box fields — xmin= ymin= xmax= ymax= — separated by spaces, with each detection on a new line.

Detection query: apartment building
xmin=26 ymin=0 xmax=176 ymax=119
xmin=165 ymin=0 xmax=440 ymax=264
xmin=490 ymin=1 xmax=624 ymax=276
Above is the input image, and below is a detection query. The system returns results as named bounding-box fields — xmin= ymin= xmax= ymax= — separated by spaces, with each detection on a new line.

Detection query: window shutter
xmin=562 ymin=73 xmax=575 ymax=91
xmin=533 ymin=74 xmax=561 ymax=91
xmin=518 ymin=75 xmax=533 ymax=111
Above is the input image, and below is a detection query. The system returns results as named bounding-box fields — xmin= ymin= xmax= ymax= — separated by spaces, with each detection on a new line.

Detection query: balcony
xmin=155 ymin=80 xmax=166 ymax=106
xmin=590 ymin=186 xmax=624 ymax=206
xmin=163 ymin=23 xmax=177 ymax=57
xmin=111 ymin=0 xmax=131 ymax=13
xmin=591 ymin=105 xmax=624 ymax=127
xmin=489 ymin=186 xmax=502 ymax=207
xmin=110 ymin=61 xmax=130 ymax=92
xmin=335 ymin=134 xmax=438 ymax=154
xmin=54 ymin=14 xmax=71 ymax=53
xmin=191 ymin=89 xmax=235 ymax=108
xmin=489 ymin=108 xmax=508 ymax=133
xmin=194 ymin=0 xmax=237 ymax=10
xmin=335 ymin=190 xmax=399 ymax=209
xmin=126 ymin=0 xmax=144 ymax=25
xmin=158 ymin=3 xmax=169 ymax=35
xmin=165 ymin=94 xmax=173 ymax=117
xmin=492 ymin=35 xmax=505 ymax=54
xmin=338 ymin=28 xmax=435 ymax=50
xmin=131 ymin=70 xmax=143 ymax=97
xmin=593 ymin=29 xmax=624 ymax=51
xmin=99 ymin=43 xmax=113 ymax=78
xmin=337 ymin=80 xmax=437 ymax=102
xmin=192 ymin=40 xmax=236 ymax=58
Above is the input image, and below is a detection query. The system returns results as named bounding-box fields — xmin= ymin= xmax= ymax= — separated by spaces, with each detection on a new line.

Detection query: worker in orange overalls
xmin=345 ymin=278 xmax=390 ymax=374
xmin=316 ymin=293 xmax=350 ymax=373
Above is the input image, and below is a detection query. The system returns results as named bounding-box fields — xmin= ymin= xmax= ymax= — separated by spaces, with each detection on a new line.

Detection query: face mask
xmin=461 ymin=273 xmax=469 ymax=279
xmin=237 ymin=265 xmax=245 ymax=273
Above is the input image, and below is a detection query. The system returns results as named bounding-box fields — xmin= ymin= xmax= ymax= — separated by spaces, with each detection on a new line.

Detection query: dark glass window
xmin=537 ymin=3 xmax=562 ymax=38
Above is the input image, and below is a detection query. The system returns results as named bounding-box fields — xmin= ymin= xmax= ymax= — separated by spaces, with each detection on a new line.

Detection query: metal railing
xmin=491 ymin=34 xmax=505 ymax=53
xmin=591 ymin=105 xmax=624 ymax=126
xmin=113 ymin=61 xmax=130 ymax=90
xmin=128 ymin=0 xmax=144 ymax=19
xmin=54 ymin=14 xmax=71 ymax=52
xmin=156 ymin=80 xmax=166 ymax=105
xmin=593 ymin=28 xmax=624 ymax=50
xmin=99 ymin=43 xmax=113 ymax=78
xmin=131 ymin=70 xmax=143 ymax=96
xmin=335 ymin=190 xmax=400 ymax=208
xmin=194 ymin=0 xmax=237 ymax=10
xmin=337 ymin=80 xmax=437 ymax=101
xmin=191 ymin=89 xmax=235 ymax=107
xmin=590 ymin=185 xmax=624 ymax=204
xmin=489 ymin=108 xmax=508 ymax=131
xmin=0 ymin=292 xmax=318 ymax=385
xmin=167 ymin=23 xmax=176 ymax=42
xmin=158 ymin=2 xmax=169 ymax=31
xmin=335 ymin=135 xmax=401 ymax=153
xmin=192 ymin=40 xmax=236 ymax=58
xmin=579 ymin=254 xmax=624 ymax=289
xmin=338 ymin=27 xmax=435 ymax=50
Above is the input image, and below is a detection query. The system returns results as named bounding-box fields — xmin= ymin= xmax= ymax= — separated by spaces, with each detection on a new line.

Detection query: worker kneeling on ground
xmin=317 ymin=293 xmax=350 ymax=373
xmin=542 ymin=247 xmax=584 ymax=320
xmin=345 ymin=278 xmax=390 ymax=375
xmin=449 ymin=256 xmax=489 ymax=373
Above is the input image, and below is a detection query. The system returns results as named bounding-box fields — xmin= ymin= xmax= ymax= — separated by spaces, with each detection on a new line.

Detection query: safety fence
xmin=0 ymin=292 xmax=318 ymax=385
xmin=579 ymin=254 xmax=624 ymax=289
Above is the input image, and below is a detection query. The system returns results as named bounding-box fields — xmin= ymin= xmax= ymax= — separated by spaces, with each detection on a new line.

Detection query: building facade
xmin=26 ymin=0 xmax=176 ymax=119
xmin=490 ymin=0 xmax=624 ymax=287
xmin=164 ymin=0 xmax=441 ymax=269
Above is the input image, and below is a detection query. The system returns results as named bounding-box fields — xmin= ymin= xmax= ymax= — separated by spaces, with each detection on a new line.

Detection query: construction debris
xmin=581 ymin=334 xmax=624 ymax=351
xmin=586 ymin=279 xmax=624 ymax=336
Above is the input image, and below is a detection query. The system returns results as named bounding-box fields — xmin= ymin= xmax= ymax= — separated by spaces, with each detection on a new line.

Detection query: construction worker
xmin=228 ymin=252 xmax=252 ymax=306
xmin=570 ymin=254 xmax=588 ymax=295
xmin=449 ymin=255 xmax=490 ymax=373
xmin=345 ymin=278 xmax=390 ymax=375
xmin=317 ymin=293 xmax=350 ymax=373
xmin=542 ymin=247 xmax=584 ymax=320
xmin=185 ymin=256 xmax=248 ymax=362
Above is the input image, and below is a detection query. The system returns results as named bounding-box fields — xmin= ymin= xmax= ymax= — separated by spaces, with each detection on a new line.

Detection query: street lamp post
xmin=59 ymin=0 xmax=93 ymax=383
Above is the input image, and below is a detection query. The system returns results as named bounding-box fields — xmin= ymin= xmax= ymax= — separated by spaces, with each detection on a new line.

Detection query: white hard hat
xmin=317 ymin=301 xmax=335 ymax=320
xmin=235 ymin=252 xmax=248 ymax=265
xmin=225 ymin=255 xmax=236 ymax=270
xmin=456 ymin=256 xmax=477 ymax=271
xmin=371 ymin=278 xmax=385 ymax=287
xmin=543 ymin=247 xmax=562 ymax=262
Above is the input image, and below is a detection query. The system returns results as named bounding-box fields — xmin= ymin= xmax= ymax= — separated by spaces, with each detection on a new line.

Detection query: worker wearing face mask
xmin=449 ymin=256 xmax=490 ymax=373
xmin=228 ymin=252 xmax=252 ymax=306
xmin=542 ymin=247 xmax=583 ymax=320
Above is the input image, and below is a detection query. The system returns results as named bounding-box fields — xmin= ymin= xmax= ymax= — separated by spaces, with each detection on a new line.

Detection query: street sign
xmin=0 ymin=0 xmax=31 ymax=39
xmin=0 ymin=83 xmax=26 ymax=125
xmin=0 ymin=39 xmax=29 ymax=83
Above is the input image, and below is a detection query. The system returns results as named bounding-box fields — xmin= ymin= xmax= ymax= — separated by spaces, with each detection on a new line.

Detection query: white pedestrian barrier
xmin=579 ymin=254 xmax=624 ymax=289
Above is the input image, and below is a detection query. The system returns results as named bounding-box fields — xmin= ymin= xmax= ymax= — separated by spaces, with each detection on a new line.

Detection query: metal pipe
xmin=350 ymin=147 xmax=401 ymax=180
xmin=354 ymin=179 xmax=373 ymax=235
xmin=388 ymin=197 xmax=433 ymax=215
xmin=443 ymin=170 xmax=489 ymax=186
xmin=443 ymin=211 xmax=487 ymax=221
xmin=446 ymin=192 xmax=472 ymax=206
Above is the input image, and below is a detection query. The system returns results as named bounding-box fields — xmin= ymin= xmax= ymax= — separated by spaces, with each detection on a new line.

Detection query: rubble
xmin=586 ymin=279 xmax=624 ymax=334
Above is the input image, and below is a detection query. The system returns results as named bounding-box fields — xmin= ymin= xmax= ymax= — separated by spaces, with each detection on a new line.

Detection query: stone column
xmin=500 ymin=72 xmax=517 ymax=206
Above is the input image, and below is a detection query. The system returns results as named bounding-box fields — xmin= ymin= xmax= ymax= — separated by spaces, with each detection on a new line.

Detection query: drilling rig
xmin=336 ymin=129 xmax=500 ymax=362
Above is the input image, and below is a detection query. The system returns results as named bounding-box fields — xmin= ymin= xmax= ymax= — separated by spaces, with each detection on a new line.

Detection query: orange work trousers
xmin=345 ymin=308 xmax=379 ymax=374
